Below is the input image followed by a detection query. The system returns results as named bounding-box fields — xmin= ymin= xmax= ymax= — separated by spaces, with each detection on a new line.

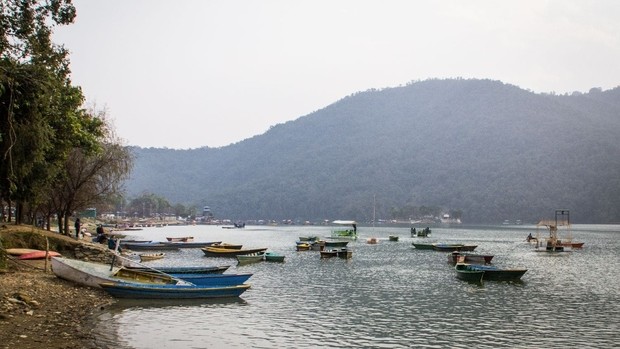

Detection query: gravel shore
xmin=1 ymin=233 xmax=116 ymax=349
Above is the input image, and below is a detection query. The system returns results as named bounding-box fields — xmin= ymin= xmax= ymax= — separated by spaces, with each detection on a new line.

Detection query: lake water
xmin=93 ymin=224 xmax=620 ymax=348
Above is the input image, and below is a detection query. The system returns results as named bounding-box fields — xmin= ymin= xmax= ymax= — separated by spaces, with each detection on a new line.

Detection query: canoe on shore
xmin=18 ymin=250 xmax=61 ymax=260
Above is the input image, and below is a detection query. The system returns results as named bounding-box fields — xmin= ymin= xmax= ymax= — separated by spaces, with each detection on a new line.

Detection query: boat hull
xmin=160 ymin=241 xmax=222 ymax=249
xmin=100 ymin=283 xmax=251 ymax=299
xmin=433 ymin=244 xmax=477 ymax=252
xmin=18 ymin=250 xmax=61 ymax=260
xmin=264 ymin=253 xmax=285 ymax=262
xmin=236 ymin=254 xmax=264 ymax=265
xmin=125 ymin=265 xmax=230 ymax=274
xmin=412 ymin=243 xmax=435 ymax=250
xmin=324 ymin=241 xmax=349 ymax=248
xmin=51 ymin=257 xmax=172 ymax=288
xmin=202 ymin=247 xmax=268 ymax=257
xmin=173 ymin=273 xmax=253 ymax=286
xmin=457 ymin=263 xmax=527 ymax=281
xmin=448 ymin=252 xmax=494 ymax=265
xmin=122 ymin=243 xmax=180 ymax=251
xmin=455 ymin=269 xmax=484 ymax=282
xmin=139 ymin=253 xmax=165 ymax=262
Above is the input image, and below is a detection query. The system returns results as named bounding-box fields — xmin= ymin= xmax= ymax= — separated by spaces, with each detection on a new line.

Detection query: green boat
xmin=264 ymin=252 xmax=285 ymax=262
xmin=454 ymin=263 xmax=484 ymax=283
xmin=412 ymin=242 xmax=435 ymax=250
xmin=330 ymin=220 xmax=358 ymax=239
xmin=236 ymin=252 xmax=265 ymax=265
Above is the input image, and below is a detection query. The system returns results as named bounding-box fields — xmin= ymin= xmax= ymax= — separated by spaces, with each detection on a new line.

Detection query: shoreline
xmin=1 ymin=226 xmax=116 ymax=349
xmin=0 ymin=259 xmax=115 ymax=349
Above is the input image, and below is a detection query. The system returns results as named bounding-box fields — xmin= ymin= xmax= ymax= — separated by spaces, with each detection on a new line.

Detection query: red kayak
xmin=18 ymin=250 xmax=61 ymax=260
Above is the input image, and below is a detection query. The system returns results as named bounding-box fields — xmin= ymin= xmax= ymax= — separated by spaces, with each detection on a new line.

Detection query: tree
xmin=127 ymin=192 xmax=171 ymax=219
xmin=48 ymin=115 xmax=133 ymax=234
xmin=0 ymin=0 xmax=92 ymax=224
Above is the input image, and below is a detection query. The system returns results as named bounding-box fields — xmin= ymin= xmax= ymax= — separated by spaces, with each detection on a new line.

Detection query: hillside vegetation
xmin=125 ymin=79 xmax=620 ymax=224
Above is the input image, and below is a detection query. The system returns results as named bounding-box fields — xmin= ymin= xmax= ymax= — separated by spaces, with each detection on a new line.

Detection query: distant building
xmin=441 ymin=213 xmax=462 ymax=224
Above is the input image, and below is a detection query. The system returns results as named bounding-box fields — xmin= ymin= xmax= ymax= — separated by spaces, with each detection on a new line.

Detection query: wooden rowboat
xmin=139 ymin=252 xmax=166 ymax=262
xmin=99 ymin=282 xmax=251 ymax=299
xmin=202 ymin=246 xmax=268 ymax=257
xmin=236 ymin=253 xmax=265 ymax=265
xmin=210 ymin=243 xmax=243 ymax=250
xmin=448 ymin=252 xmax=494 ymax=265
xmin=50 ymin=257 xmax=175 ymax=289
xmin=264 ymin=252 xmax=285 ymax=262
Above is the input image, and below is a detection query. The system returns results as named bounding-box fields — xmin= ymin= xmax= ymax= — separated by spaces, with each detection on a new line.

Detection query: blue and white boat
xmin=172 ymin=273 xmax=253 ymax=286
xmin=99 ymin=282 xmax=251 ymax=299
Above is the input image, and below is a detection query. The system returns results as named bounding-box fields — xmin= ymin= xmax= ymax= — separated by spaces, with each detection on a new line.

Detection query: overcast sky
xmin=53 ymin=0 xmax=620 ymax=149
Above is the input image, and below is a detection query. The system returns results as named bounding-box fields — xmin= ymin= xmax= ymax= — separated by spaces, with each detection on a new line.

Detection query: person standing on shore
xmin=74 ymin=218 xmax=81 ymax=240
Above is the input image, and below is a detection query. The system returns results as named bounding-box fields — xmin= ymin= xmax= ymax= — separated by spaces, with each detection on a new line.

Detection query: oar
xmin=110 ymin=249 xmax=195 ymax=286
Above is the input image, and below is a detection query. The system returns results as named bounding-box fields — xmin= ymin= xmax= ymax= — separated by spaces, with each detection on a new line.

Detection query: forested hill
xmin=126 ymin=79 xmax=620 ymax=224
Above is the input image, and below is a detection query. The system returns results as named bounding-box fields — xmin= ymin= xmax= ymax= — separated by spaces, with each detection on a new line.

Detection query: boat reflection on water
xmin=103 ymin=296 xmax=248 ymax=311
xmin=94 ymin=297 xmax=248 ymax=349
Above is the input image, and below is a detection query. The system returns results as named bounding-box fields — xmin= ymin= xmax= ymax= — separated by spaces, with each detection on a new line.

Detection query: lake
xmin=93 ymin=224 xmax=620 ymax=348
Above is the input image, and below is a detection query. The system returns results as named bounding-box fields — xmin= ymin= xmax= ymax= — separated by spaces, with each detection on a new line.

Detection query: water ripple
xmin=95 ymin=225 xmax=620 ymax=348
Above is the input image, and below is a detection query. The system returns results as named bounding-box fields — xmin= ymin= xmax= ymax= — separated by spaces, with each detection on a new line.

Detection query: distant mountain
xmin=126 ymin=79 xmax=620 ymax=224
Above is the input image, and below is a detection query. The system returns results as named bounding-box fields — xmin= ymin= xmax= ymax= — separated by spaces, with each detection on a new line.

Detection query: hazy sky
xmin=53 ymin=0 xmax=620 ymax=149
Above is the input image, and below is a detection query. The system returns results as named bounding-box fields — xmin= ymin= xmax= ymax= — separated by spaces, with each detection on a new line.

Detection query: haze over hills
xmin=125 ymin=79 xmax=620 ymax=224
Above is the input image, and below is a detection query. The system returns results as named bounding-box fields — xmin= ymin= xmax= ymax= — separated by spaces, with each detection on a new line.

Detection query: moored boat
xmin=337 ymin=248 xmax=352 ymax=259
xmin=448 ymin=252 xmax=494 ymax=265
xmin=202 ymin=246 xmax=268 ymax=258
xmin=320 ymin=248 xmax=352 ymax=259
xmin=171 ymin=272 xmax=253 ymax=286
xmin=264 ymin=252 xmax=285 ymax=262
xmin=560 ymin=241 xmax=584 ymax=249
xmin=454 ymin=264 xmax=485 ymax=283
xmin=330 ymin=220 xmax=358 ymax=239
xmin=324 ymin=240 xmax=349 ymax=248
xmin=99 ymin=282 xmax=251 ymax=299
xmin=139 ymin=252 xmax=165 ymax=262
xmin=298 ymin=236 xmax=318 ymax=242
xmin=534 ymin=210 xmax=579 ymax=252
xmin=51 ymin=257 xmax=176 ymax=289
xmin=210 ymin=242 xmax=243 ymax=250
xmin=456 ymin=263 xmax=527 ymax=281
xmin=412 ymin=242 xmax=435 ymax=250
xmin=236 ymin=253 xmax=265 ymax=265
xmin=309 ymin=240 xmax=325 ymax=251
xmin=320 ymin=250 xmax=338 ymax=258
xmin=388 ymin=235 xmax=399 ymax=242
xmin=159 ymin=241 xmax=222 ymax=249
xmin=122 ymin=242 xmax=180 ymax=251
xmin=433 ymin=244 xmax=477 ymax=252
xmin=296 ymin=242 xmax=311 ymax=251
xmin=367 ymin=237 xmax=378 ymax=244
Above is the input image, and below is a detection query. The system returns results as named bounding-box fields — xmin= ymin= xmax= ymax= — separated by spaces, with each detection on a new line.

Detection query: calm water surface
xmin=94 ymin=224 xmax=620 ymax=348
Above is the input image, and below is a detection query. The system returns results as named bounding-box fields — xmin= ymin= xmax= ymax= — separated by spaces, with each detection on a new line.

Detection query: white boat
xmin=50 ymin=256 xmax=176 ymax=288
